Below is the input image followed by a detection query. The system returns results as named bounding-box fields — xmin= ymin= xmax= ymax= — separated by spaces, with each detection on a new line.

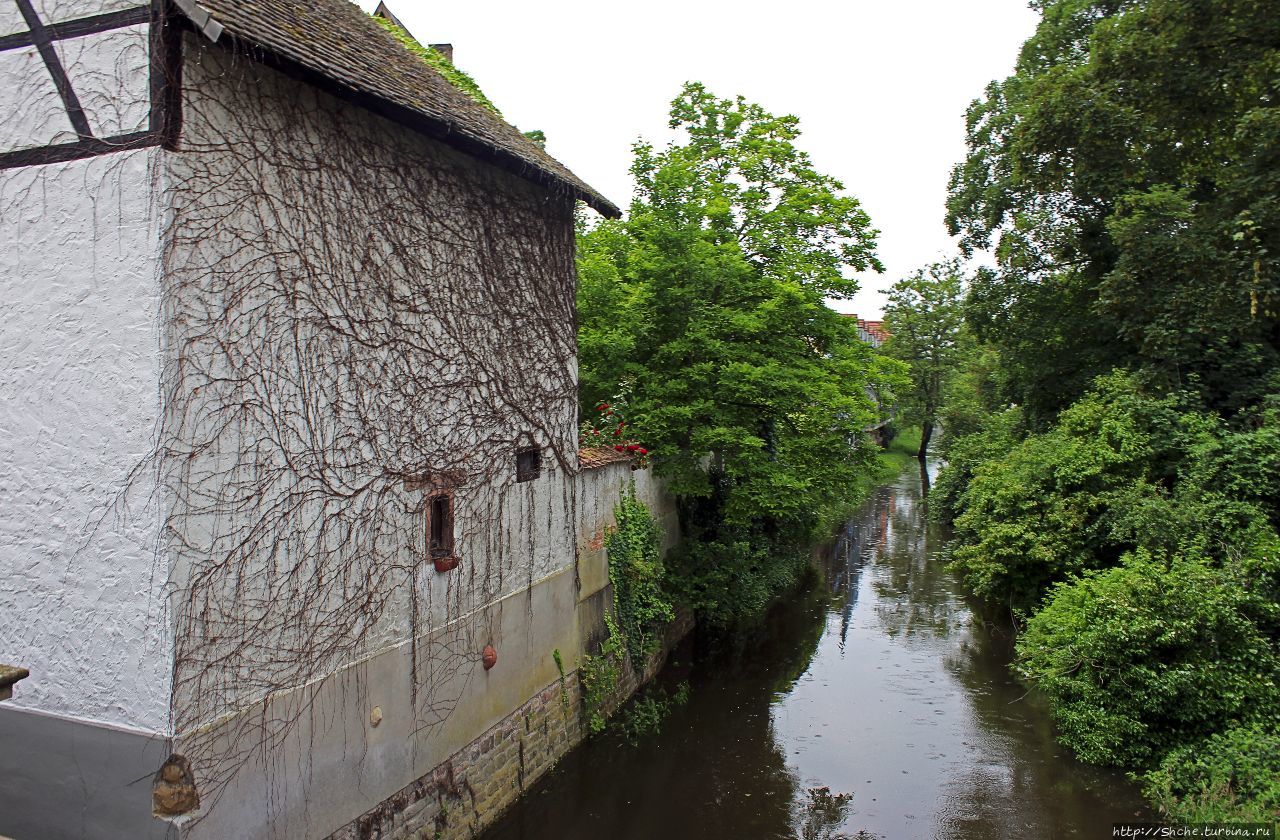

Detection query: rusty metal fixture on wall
xmin=482 ymin=645 xmax=498 ymax=670
xmin=0 ymin=664 xmax=28 ymax=702
xmin=433 ymin=555 xmax=460 ymax=573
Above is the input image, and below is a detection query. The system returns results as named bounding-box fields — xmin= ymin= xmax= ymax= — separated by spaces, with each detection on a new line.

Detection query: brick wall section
xmin=328 ymin=609 xmax=694 ymax=840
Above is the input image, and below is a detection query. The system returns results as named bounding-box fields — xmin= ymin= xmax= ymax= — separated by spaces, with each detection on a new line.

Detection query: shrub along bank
xmin=936 ymin=375 xmax=1280 ymax=820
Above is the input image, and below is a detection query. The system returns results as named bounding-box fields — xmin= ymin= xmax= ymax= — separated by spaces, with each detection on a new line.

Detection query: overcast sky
xmin=360 ymin=1 xmax=1040 ymax=317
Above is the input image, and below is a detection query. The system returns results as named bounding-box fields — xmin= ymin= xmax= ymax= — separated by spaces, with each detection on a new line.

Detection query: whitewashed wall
xmin=161 ymin=39 xmax=582 ymax=764
xmin=0 ymin=150 xmax=171 ymax=732
xmin=0 ymin=0 xmax=171 ymax=733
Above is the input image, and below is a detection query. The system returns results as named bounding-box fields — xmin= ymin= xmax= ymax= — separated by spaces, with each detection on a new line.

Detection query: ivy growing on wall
xmin=606 ymin=483 xmax=673 ymax=668
xmin=579 ymin=486 xmax=675 ymax=733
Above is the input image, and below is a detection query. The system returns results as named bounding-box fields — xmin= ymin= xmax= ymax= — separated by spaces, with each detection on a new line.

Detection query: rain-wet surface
xmin=483 ymin=462 xmax=1149 ymax=839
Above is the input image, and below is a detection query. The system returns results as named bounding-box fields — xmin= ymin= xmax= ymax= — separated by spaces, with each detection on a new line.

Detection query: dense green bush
xmin=929 ymin=405 xmax=1022 ymax=526
xmin=1015 ymin=549 xmax=1280 ymax=766
xmin=940 ymin=374 xmax=1280 ymax=819
xmin=1144 ymin=723 xmax=1280 ymax=822
xmin=663 ymin=535 xmax=808 ymax=631
xmin=948 ymin=374 xmax=1192 ymax=610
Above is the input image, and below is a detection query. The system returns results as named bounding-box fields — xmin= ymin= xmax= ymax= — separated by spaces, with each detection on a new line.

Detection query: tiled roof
xmin=578 ymin=447 xmax=633 ymax=471
xmin=843 ymin=312 xmax=888 ymax=345
xmin=862 ymin=320 xmax=889 ymax=341
xmin=176 ymin=0 xmax=620 ymax=217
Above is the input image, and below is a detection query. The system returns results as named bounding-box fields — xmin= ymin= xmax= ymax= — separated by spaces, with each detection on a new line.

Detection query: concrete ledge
xmin=0 ymin=707 xmax=173 ymax=840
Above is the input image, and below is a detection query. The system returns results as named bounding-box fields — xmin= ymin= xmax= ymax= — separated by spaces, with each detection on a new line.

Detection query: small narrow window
xmin=515 ymin=447 xmax=541 ymax=483
xmin=426 ymin=492 xmax=456 ymax=571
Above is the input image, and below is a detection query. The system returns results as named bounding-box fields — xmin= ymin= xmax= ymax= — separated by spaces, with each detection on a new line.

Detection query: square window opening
xmin=516 ymin=447 xmax=541 ymax=483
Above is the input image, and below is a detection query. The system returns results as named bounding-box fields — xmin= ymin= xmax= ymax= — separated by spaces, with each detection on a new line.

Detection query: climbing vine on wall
xmin=606 ymin=484 xmax=672 ymax=669
xmin=120 ymin=39 xmax=584 ymax=817
xmin=580 ymin=487 xmax=674 ymax=733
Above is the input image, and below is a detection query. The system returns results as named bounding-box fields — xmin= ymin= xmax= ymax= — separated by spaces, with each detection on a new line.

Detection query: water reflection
xmin=483 ymin=464 xmax=1147 ymax=840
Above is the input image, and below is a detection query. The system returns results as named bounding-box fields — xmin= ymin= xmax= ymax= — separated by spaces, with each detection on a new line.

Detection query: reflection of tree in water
xmin=795 ymin=786 xmax=852 ymax=840
xmin=868 ymin=474 xmax=966 ymax=641
xmin=935 ymin=608 xmax=1150 ymax=837
xmin=819 ymin=517 xmax=867 ymax=654
xmin=792 ymin=786 xmax=884 ymax=840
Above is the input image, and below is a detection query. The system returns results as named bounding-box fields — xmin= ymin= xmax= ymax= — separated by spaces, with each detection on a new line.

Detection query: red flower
xmin=626 ymin=444 xmax=640 ymax=451
xmin=614 ymin=444 xmax=626 ymax=451
xmin=636 ymin=448 xmax=648 ymax=455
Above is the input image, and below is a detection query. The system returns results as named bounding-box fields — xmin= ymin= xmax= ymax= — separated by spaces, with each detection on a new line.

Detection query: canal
xmin=484 ymin=462 xmax=1150 ymax=839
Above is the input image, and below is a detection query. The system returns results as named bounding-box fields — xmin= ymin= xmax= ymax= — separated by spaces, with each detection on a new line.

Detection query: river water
xmin=484 ymin=463 xmax=1149 ymax=839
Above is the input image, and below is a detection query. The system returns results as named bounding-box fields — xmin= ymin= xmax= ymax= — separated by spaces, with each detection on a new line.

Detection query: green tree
xmin=946 ymin=0 xmax=1280 ymax=421
xmin=935 ymin=1 xmax=1280 ymax=816
xmin=882 ymin=259 xmax=967 ymax=458
xmin=578 ymin=83 xmax=903 ymax=626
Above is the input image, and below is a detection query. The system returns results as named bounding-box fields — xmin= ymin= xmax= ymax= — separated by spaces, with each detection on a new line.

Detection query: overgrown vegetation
xmin=579 ymin=612 xmax=625 ymax=735
xmin=616 ymin=681 xmax=690 ymax=745
xmin=581 ymin=489 xmax=676 ymax=733
xmin=607 ymin=484 xmax=674 ymax=668
xmin=577 ymin=83 xmax=904 ymax=630
xmin=370 ymin=16 xmax=503 ymax=116
xmin=936 ymin=0 xmax=1280 ymax=821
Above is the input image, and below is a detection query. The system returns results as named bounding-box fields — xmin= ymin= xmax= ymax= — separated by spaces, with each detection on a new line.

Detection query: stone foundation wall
xmin=329 ymin=609 xmax=694 ymax=840
xmin=328 ymin=674 xmax=585 ymax=840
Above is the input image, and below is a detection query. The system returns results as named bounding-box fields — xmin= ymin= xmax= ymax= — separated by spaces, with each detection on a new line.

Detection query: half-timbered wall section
xmin=0 ymin=3 xmax=178 ymax=838
xmin=0 ymin=0 xmax=173 ymax=728
xmin=0 ymin=0 xmax=177 ymax=169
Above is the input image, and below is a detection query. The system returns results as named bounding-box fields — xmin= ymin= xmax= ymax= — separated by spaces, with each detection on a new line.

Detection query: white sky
xmin=360 ymin=1 xmax=1040 ymax=317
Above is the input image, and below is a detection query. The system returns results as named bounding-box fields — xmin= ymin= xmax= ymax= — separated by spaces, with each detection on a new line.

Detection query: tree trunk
xmin=918 ymin=421 xmax=933 ymax=460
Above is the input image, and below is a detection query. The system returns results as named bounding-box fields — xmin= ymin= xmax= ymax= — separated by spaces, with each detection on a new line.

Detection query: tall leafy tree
xmin=578 ymin=83 xmax=903 ymax=624
xmin=947 ymin=0 xmax=1280 ymax=421
xmin=882 ymin=260 xmax=967 ymax=458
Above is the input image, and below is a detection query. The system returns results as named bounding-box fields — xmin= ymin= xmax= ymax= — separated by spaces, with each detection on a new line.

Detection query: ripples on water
xmin=484 ymin=462 xmax=1148 ymax=840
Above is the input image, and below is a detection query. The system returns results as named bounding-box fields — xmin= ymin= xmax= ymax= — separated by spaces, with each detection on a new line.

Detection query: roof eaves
xmin=169 ymin=1 xmax=621 ymax=218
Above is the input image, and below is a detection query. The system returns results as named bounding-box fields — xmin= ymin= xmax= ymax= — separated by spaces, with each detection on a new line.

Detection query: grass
xmin=877 ymin=424 xmax=922 ymax=476
xmin=829 ymin=425 xmax=923 ymax=532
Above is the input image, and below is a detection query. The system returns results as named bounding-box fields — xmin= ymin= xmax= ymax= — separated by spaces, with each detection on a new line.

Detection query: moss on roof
xmin=370 ymin=15 xmax=502 ymax=118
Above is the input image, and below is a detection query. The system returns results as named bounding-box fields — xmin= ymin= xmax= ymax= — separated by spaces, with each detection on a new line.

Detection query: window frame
xmin=425 ymin=488 xmax=458 ymax=572
xmin=515 ymin=446 xmax=542 ymax=483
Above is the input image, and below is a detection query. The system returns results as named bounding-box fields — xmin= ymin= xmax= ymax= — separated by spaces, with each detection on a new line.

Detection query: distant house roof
xmin=842 ymin=313 xmax=889 ymax=345
xmin=172 ymin=0 xmax=620 ymax=217
xmin=861 ymin=319 xmax=889 ymax=342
